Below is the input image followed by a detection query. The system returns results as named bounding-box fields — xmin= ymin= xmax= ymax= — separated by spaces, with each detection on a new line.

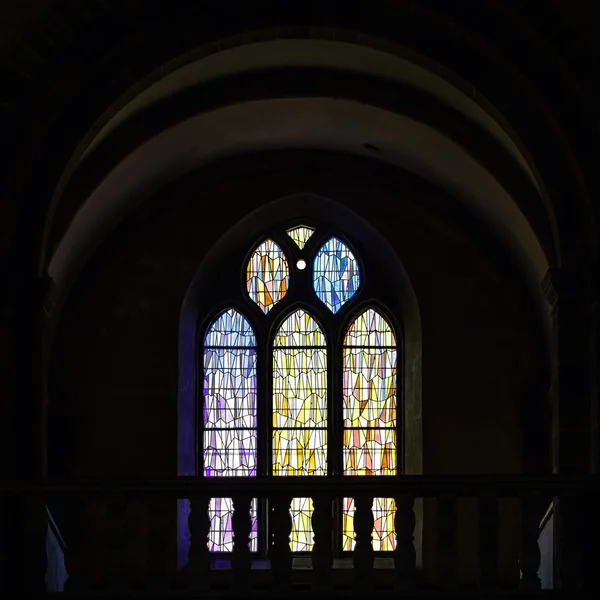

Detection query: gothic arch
xmin=178 ymin=193 xmax=422 ymax=565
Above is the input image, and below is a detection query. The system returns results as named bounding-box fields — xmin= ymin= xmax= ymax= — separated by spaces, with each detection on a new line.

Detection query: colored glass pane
xmin=313 ymin=237 xmax=360 ymax=313
xmin=286 ymin=225 xmax=315 ymax=249
xmin=273 ymin=349 xmax=327 ymax=428
xmin=343 ymin=347 xmax=397 ymax=428
xmin=203 ymin=309 xmax=258 ymax=552
xmin=204 ymin=428 xmax=257 ymax=476
xmin=204 ymin=348 xmax=256 ymax=429
xmin=290 ymin=497 xmax=315 ymax=552
xmin=246 ymin=239 xmax=289 ymax=313
xmin=273 ymin=309 xmax=327 ymax=551
xmin=343 ymin=428 xmax=397 ymax=475
xmin=208 ymin=498 xmax=258 ymax=552
xmin=204 ymin=308 xmax=256 ymax=347
xmin=344 ymin=308 xmax=396 ymax=347
xmin=342 ymin=497 xmax=396 ymax=551
xmin=272 ymin=428 xmax=328 ymax=476
xmin=273 ymin=309 xmax=325 ymax=347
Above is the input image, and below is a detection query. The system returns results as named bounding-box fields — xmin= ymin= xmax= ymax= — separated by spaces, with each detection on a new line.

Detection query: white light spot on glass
xmin=297 ymin=259 xmax=307 ymax=270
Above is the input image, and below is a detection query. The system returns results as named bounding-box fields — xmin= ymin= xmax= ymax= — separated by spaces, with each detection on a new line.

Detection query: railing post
xmin=437 ymin=494 xmax=457 ymax=589
xmin=394 ymin=494 xmax=416 ymax=589
xmin=232 ymin=495 xmax=253 ymax=588
xmin=124 ymin=498 xmax=150 ymax=590
xmin=353 ymin=495 xmax=374 ymax=587
xmin=81 ymin=498 xmax=111 ymax=591
xmin=105 ymin=497 xmax=128 ymax=592
xmin=187 ymin=495 xmax=211 ymax=592
xmin=519 ymin=492 xmax=541 ymax=589
xmin=554 ymin=493 xmax=585 ymax=589
xmin=63 ymin=496 xmax=85 ymax=594
xmin=22 ymin=494 xmax=48 ymax=594
xmin=0 ymin=494 xmax=5 ymax=595
xmin=478 ymin=492 xmax=498 ymax=588
xmin=149 ymin=496 xmax=177 ymax=592
xmin=543 ymin=268 xmax=593 ymax=589
xmin=311 ymin=494 xmax=333 ymax=590
xmin=269 ymin=495 xmax=293 ymax=589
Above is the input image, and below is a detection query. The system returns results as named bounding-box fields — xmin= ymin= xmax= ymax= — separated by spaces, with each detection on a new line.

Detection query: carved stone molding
xmin=541 ymin=269 xmax=558 ymax=314
xmin=41 ymin=274 xmax=58 ymax=318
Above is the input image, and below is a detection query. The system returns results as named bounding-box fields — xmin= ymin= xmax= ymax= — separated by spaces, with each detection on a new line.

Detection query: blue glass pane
xmin=204 ymin=309 xmax=256 ymax=347
xmin=313 ymin=237 xmax=360 ymax=313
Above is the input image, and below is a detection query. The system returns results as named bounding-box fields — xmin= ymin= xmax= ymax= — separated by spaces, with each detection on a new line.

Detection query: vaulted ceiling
xmin=1 ymin=0 xmax=599 ymax=327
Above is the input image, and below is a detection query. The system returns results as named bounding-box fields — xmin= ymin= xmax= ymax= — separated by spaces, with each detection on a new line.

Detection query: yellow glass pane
xmin=343 ymin=347 xmax=396 ymax=428
xmin=286 ymin=225 xmax=315 ymax=250
xmin=273 ymin=348 xmax=327 ymax=428
xmin=343 ymin=428 xmax=396 ymax=475
xmin=272 ymin=428 xmax=327 ymax=476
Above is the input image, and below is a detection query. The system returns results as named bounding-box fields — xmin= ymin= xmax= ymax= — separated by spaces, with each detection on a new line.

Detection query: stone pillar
xmin=589 ymin=260 xmax=599 ymax=476
xmin=542 ymin=266 xmax=593 ymax=589
xmin=587 ymin=260 xmax=600 ymax=590
xmin=3 ymin=273 xmax=49 ymax=592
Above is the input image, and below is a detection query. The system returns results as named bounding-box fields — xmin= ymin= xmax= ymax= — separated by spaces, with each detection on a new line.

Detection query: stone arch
xmin=2 ymin=0 xmax=597 ymax=509
xmin=46 ymin=84 xmax=552 ymax=324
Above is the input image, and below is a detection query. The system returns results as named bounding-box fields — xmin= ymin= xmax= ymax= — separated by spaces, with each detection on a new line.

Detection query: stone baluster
xmin=544 ymin=268 xmax=593 ymax=589
xmin=81 ymin=498 xmax=111 ymax=590
xmin=478 ymin=493 xmax=499 ymax=588
xmin=63 ymin=498 xmax=85 ymax=593
xmin=269 ymin=495 xmax=293 ymax=589
xmin=311 ymin=495 xmax=333 ymax=590
xmin=148 ymin=497 xmax=175 ymax=593
xmin=104 ymin=497 xmax=128 ymax=592
xmin=124 ymin=499 xmax=149 ymax=590
xmin=353 ymin=495 xmax=374 ymax=587
xmin=22 ymin=495 xmax=48 ymax=594
xmin=0 ymin=494 xmax=5 ymax=595
xmin=394 ymin=494 xmax=416 ymax=589
xmin=519 ymin=492 xmax=541 ymax=589
xmin=437 ymin=494 xmax=457 ymax=589
xmin=555 ymin=493 xmax=586 ymax=589
xmin=187 ymin=496 xmax=211 ymax=592
xmin=232 ymin=495 xmax=253 ymax=588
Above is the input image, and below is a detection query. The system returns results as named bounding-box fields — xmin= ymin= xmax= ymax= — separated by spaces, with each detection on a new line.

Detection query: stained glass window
xmin=286 ymin=225 xmax=315 ymax=249
xmin=342 ymin=308 xmax=397 ymax=474
xmin=247 ymin=239 xmax=289 ymax=313
xmin=273 ymin=309 xmax=327 ymax=551
xmin=313 ymin=237 xmax=360 ymax=313
xmin=342 ymin=309 xmax=397 ymax=549
xmin=200 ymin=227 xmax=402 ymax=557
xmin=203 ymin=309 xmax=258 ymax=551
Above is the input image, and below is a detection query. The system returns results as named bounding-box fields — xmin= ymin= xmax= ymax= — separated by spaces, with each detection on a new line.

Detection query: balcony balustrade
xmin=0 ymin=475 xmax=595 ymax=596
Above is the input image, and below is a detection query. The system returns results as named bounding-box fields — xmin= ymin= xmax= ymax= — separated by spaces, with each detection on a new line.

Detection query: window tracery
xmin=200 ymin=225 xmax=400 ymax=554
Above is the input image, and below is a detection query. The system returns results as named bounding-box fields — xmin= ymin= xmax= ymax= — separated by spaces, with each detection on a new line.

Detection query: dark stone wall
xmin=48 ymin=150 xmax=548 ymax=584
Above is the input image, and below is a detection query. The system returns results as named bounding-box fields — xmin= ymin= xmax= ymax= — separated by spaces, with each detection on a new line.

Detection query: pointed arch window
xmin=199 ymin=224 xmax=401 ymax=556
xmin=342 ymin=308 xmax=398 ymax=551
xmin=202 ymin=309 xmax=258 ymax=551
